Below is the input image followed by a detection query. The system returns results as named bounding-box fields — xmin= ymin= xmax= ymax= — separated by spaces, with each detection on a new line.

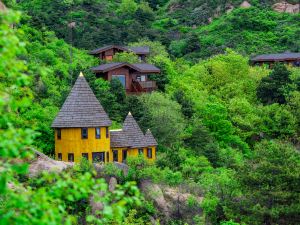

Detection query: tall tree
xmin=257 ymin=64 xmax=292 ymax=104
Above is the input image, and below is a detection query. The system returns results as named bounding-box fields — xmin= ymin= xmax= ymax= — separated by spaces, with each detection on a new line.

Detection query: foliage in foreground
xmin=0 ymin=9 xmax=142 ymax=225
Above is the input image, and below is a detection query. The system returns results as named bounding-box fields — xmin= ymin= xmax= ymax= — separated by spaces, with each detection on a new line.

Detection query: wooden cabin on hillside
xmin=91 ymin=62 xmax=160 ymax=94
xmin=51 ymin=72 xmax=157 ymax=163
xmin=90 ymin=45 xmax=150 ymax=62
xmin=251 ymin=52 xmax=300 ymax=68
xmin=90 ymin=44 xmax=160 ymax=94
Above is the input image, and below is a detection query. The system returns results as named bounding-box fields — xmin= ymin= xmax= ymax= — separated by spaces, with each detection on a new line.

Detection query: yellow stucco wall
xmin=109 ymin=147 xmax=156 ymax=163
xmin=55 ymin=127 xmax=110 ymax=163
xmin=55 ymin=128 xmax=156 ymax=163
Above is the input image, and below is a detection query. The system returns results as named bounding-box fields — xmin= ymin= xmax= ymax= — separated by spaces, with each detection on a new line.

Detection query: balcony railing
xmin=139 ymin=81 xmax=156 ymax=89
xmin=131 ymin=80 xmax=157 ymax=93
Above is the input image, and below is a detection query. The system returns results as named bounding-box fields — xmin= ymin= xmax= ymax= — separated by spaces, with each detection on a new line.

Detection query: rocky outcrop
xmin=272 ymin=2 xmax=299 ymax=14
xmin=28 ymin=150 xmax=72 ymax=177
xmin=139 ymin=180 xmax=203 ymax=224
xmin=90 ymin=191 xmax=105 ymax=215
xmin=139 ymin=180 xmax=170 ymax=219
xmin=0 ymin=1 xmax=7 ymax=12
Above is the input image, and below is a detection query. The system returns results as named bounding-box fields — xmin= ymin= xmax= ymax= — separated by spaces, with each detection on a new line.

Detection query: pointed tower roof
xmin=145 ymin=129 xmax=158 ymax=146
xmin=122 ymin=112 xmax=147 ymax=148
xmin=51 ymin=73 xmax=112 ymax=128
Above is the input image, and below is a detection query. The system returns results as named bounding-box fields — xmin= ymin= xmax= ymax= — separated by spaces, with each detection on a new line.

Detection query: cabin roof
xmin=251 ymin=53 xmax=300 ymax=62
xmin=91 ymin=62 xmax=160 ymax=73
xmin=51 ymin=73 xmax=112 ymax=128
xmin=89 ymin=45 xmax=150 ymax=55
xmin=145 ymin=129 xmax=158 ymax=146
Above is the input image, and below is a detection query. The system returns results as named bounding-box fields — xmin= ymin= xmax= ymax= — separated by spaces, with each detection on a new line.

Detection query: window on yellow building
xmin=138 ymin=148 xmax=144 ymax=155
xmin=106 ymin=127 xmax=109 ymax=138
xmin=82 ymin=153 xmax=88 ymax=160
xmin=113 ymin=150 xmax=118 ymax=162
xmin=106 ymin=152 xmax=109 ymax=162
xmin=57 ymin=153 xmax=62 ymax=161
xmin=95 ymin=127 xmax=101 ymax=139
xmin=122 ymin=150 xmax=127 ymax=163
xmin=68 ymin=153 xmax=74 ymax=162
xmin=147 ymin=148 xmax=152 ymax=158
xmin=57 ymin=128 xmax=61 ymax=140
xmin=81 ymin=128 xmax=88 ymax=139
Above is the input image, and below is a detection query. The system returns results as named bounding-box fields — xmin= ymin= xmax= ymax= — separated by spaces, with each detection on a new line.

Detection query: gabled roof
xmin=91 ymin=63 xmax=160 ymax=73
xmin=89 ymin=45 xmax=129 ymax=55
xmin=89 ymin=45 xmax=150 ymax=55
xmin=145 ymin=129 xmax=158 ymax=146
xmin=251 ymin=53 xmax=300 ymax=62
xmin=122 ymin=112 xmax=147 ymax=148
xmin=51 ymin=72 xmax=112 ymax=128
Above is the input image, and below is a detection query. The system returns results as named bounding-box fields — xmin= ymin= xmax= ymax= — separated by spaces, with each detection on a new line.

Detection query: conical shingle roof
xmin=51 ymin=73 xmax=112 ymax=128
xmin=122 ymin=112 xmax=147 ymax=148
xmin=145 ymin=129 xmax=158 ymax=146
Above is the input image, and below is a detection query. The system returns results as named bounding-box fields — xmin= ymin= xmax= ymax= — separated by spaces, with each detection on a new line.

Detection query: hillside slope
xmin=15 ymin=0 xmax=300 ymax=61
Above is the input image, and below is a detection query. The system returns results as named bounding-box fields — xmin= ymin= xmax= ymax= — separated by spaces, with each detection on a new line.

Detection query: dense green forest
xmin=1 ymin=0 xmax=300 ymax=224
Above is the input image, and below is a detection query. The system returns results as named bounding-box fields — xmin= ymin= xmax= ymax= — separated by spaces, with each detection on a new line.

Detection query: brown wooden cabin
xmin=251 ymin=53 xmax=300 ymax=68
xmin=89 ymin=45 xmax=150 ymax=62
xmin=91 ymin=62 xmax=160 ymax=94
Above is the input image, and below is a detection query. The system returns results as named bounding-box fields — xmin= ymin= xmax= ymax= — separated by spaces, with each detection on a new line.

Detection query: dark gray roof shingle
xmin=110 ymin=130 xmax=130 ymax=148
xmin=90 ymin=45 xmax=150 ymax=55
xmin=51 ymin=73 xmax=112 ymax=128
xmin=122 ymin=112 xmax=147 ymax=148
xmin=251 ymin=53 xmax=300 ymax=62
xmin=145 ymin=129 xmax=158 ymax=146
xmin=91 ymin=62 xmax=123 ymax=72
xmin=132 ymin=63 xmax=160 ymax=73
xmin=91 ymin=63 xmax=160 ymax=73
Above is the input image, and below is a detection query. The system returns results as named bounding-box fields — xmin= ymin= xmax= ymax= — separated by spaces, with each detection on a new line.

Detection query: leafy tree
xmin=257 ymin=63 xmax=292 ymax=104
xmin=181 ymin=156 xmax=213 ymax=182
xmin=199 ymin=168 xmax=242 ymax=225
xmin=118 ymin=0 xmax=138 ymax=15
xmin=184 ymin=121 xmax=220 ymax=166
xmin=112 ymin=52 xmax=140 ymax=63
xmin=139 ymin=92 xmax=185 ymax=147
xmin=172 ymin=89 xmax=195 ymax=119
xmin=93 ymin=78 xmax=127 ymax=122
xmin=235 ymin=140 xmax=300 ymax=225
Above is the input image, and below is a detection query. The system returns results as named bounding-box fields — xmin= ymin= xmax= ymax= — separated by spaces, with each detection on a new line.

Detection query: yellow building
xmin=51 ymin=72 xmax=157 ymax=163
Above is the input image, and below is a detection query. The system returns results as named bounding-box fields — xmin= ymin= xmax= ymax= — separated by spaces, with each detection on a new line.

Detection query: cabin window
xmin=122 ymin=150 xmax=127 ymax=163
xmin=92 ymin=152 xmax=105 ymax=163
xmin=82 ymin=153 xmax=88 ymax=160
xmin=57 ymin=153 xmax=62 ymax=161
xmin=113 ymin=150 xmax=118 ymax=162
xmin=136 ymin=75 xmax=141 ymax=81
xmin=141 ymin=75 xmax=146 ymax=82
xmin=106 ymin=127 xmax=109 ymax=138
xmin=138 ymin=148 xmax=144 ymax=155
xmin=57 ymin=129 xmax=61 ymax=140
xmin=147 ymin=148 xmax=152 ymax=159
xmin=95 ymin=127 xmax=101 ymax=139
xmin=81 ymin=128 xmax=88 ymax=139
xmin=106 ymin=152 xmax=109 ymax=162
xmin=112 ymin=75 xmax=126 ymax=87
xmin=68 ymin=153 xmax=74 ymax=162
